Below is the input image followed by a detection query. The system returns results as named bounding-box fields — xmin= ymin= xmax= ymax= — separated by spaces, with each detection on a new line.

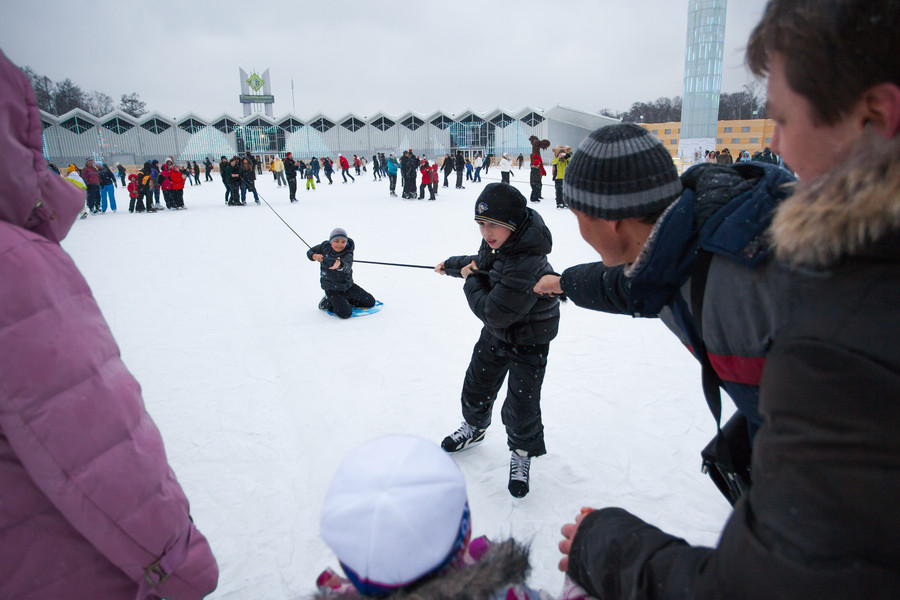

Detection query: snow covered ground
xmin=62 ymin=168 xmax=734 ymax=599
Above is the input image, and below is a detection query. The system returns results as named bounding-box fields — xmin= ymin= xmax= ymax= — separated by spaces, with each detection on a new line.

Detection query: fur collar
xmin=312 ymin=539 xmax=531 ymax=600
xmin=771 ymin=135 xmax=900 ymax=268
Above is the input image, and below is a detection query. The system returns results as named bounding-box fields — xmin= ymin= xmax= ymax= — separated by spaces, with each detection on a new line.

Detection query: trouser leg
xmin=460 ymin=329 xmax=510 ymax=430
xmin=500 ymin=343 xmax=549 ymax=456
xmin=325 ymin=290 xmax=352 ymax=319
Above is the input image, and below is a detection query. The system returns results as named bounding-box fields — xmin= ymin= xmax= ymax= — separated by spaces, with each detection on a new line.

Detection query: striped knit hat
xmin=564 ymin=123 xmax=682 ymax=219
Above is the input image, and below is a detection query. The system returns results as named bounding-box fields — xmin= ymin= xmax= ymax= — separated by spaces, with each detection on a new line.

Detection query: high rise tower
xmin=678 ymin=0 xmax=727 ymax=160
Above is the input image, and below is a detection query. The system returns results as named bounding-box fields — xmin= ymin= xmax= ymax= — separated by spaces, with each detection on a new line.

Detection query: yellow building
xmin=639 ymin=119 xmax=777 ymax=158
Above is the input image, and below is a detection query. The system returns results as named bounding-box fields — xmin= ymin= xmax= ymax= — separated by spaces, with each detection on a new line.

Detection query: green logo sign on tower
xmin=246 ymin=73 xmax=265 ymax=92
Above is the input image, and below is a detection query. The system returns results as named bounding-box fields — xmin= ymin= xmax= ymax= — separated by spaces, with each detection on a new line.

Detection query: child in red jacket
xmin=169 ymin=165 xmax=186 ymax=209
xmin=126 ymin=173 xmax=143 ymax=213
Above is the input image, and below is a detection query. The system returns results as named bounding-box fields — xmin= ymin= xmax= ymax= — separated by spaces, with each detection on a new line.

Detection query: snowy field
xmin=62 ymin=168 xmax=734 ymax=599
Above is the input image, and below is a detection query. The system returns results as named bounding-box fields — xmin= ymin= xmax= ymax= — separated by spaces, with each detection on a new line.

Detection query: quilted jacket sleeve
xmin=0 ymin=229 xmax=218 ymax=599
xmin=567 ymin=508 xmax=716 ymax=600
xmin=559 ymin=262 xmax=633 ymax=315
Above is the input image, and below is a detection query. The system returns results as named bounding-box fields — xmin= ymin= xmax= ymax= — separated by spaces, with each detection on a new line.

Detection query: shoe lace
xmin=450 ymin=422 xmax=476 ymax=442
xmin=510 ymin=452 xmax=531 ymax=482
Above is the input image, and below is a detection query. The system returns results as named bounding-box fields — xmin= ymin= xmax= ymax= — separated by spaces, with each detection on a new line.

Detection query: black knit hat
xmin=474 ymin=183 xmax=527 ymax=232
xmin=564 ymin=123 xmax=682 ymax=219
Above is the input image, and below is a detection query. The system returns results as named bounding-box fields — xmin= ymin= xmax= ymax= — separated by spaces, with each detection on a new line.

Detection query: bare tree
xmin=119 ymin=92 xmax=147 ymax=118
xmin=54 ymin=79 xmax=87 ymax=115
xmin=85 ymin=91 xmax=115 ymax=117
xmin=21 ymin=66 xmax=57 ymax=114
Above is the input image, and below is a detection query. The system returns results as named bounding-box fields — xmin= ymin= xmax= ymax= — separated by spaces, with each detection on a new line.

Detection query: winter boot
xmin=508 ymin=449 xmax=531 ymax=498
xmin=318 ymin=297 xmax=330 ymax=311
xmin=441 ymin=421 xmax=486 ymax=453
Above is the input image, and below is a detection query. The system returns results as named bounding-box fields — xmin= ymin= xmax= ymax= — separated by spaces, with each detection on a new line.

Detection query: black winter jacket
xmin=98 ymin=165 xmax=116 ymax=186
xmin=284 ymin=157 xmax=299 ymax=179
xmin=239 ymin=164 xmax=256 ymax=183
xmin=307 ymin=238 xmax=356 ymax=292
xmin=443 ymin=209 xmax=559 ymax=346
xmin=567 ymin=137 xmax=900 ymax=600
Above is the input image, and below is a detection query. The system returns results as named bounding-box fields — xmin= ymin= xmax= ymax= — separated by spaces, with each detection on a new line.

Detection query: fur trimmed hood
xmin=771 ymin=135 xmax=900 ymax=268
xmin=312 ymin=539 xmax=531 ymax=600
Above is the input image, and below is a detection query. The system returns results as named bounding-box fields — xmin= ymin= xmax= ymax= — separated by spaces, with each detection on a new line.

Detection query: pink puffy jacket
xmin=0 ymin=50 xmax=218 ymax=599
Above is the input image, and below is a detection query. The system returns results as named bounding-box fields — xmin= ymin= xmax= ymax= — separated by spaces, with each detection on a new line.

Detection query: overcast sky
xmin=2 ymin=0 xmax=768 ymax=121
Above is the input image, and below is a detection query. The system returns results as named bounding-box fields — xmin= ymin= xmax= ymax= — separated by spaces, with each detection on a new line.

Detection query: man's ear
xmin=860 ymin=83 xmax=900 ymax=138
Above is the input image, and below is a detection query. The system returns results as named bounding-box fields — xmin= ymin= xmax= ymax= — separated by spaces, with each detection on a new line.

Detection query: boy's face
xmin=330 ymin=238 xmax=347 ymax=252
xmin=572 ymin=209 xmax=633 ymax=266
xmin=767 ymin=53 xmax=868 ymax=181
xmin=477 ymin=221 xmax=513 ymax=249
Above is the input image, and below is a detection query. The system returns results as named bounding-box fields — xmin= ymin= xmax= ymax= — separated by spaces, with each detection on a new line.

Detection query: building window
xmin=731 ymin=138 xmax=741 ymax=144
xmin=521 ymin=112 xmax=544 ymax=127
xmin=340 ymin=117 xmax=365 ymax=132
xmin=670 ymin=139 xmax=677 ymax=144
xmin=664 ymin=129 xmax=671 ymax=134
xmin=60 ymin=116 xmax=94 ymax=134
xmin=430 ymin=115 xmax=453 ymax=130
xmin=278 ymin=118 xmax=304 ymax=133
xmin=651 ymin=129 xmax=658 ymax=135
xmin=212 ymin=118 xmax=237 ymax=134
xmin=741 ymin=126 xmax=751 ymax=132
xmin=178 ymin=118 xmax=206 ymax=134
xmin=310 ymin=118 xmax=335 ymax=133
xmin=749 ymin=137 xmax=759 ymax=143
xmin=371 ymin=117 xmax=395 ymax=131
xmin=723 ymin=126 xmax=732 ymax=133
xmin=489 ymin=113 xmax=515 ymax=127
xmin=716 ymin=138 xmax=722 ymax=143
xmin=401 ymin=116 xmax=424 ymax=131
xmin=765 ymin=138 xmax=772 ymax=143
xmin=142 ymin=118 xmax=172 ymax=135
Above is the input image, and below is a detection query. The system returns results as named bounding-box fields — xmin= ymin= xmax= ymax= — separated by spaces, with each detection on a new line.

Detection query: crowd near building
xmin=39 ymin=105 xmax=617 ymax=169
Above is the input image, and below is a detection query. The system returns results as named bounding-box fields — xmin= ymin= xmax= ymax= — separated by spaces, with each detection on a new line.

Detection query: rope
xmin=257 ymin=193 xmax=562 ymax=298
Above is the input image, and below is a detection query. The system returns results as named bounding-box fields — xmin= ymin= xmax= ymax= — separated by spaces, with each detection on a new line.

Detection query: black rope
xmin=260 ymin=194 xmax=313 ymax=249
xmin=258 ymin=192 xmax=562 ymax=298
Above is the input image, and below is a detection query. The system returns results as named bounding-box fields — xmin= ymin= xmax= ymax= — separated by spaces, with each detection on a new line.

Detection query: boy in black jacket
xmin=307 ymin=228 xmax=376 ymax=319
xmin=435 ymin=183 xmax=560 ymax=497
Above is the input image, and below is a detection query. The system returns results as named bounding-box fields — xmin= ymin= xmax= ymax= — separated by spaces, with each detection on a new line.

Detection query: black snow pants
xmin=530 ymin=169 xmax=542 ymax=202
xmin=460 ymin=328 xmax=549 ymax=457
xmin=324 ymin=284 xmax=376 ymax=319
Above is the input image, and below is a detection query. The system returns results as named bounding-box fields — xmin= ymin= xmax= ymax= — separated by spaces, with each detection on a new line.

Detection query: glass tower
xmin=679 ymin=0 xmax=727 ymax=160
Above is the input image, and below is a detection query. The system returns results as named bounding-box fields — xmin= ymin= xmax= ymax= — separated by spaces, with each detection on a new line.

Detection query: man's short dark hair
xmin=747 ymin=0 xmax=900 ymax=125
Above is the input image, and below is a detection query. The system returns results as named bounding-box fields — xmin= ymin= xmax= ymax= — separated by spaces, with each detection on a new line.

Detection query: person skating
xmin=284 ymin=152 xmax=299 ymax=202
xmin=436 ymin=183 xmax=560 ymax=498
xmin=339 ymin=154 xmax=355 ymax=183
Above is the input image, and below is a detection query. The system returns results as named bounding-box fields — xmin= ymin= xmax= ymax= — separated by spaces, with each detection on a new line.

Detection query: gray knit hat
xmin=564 ymin=123 xmax=682 ymax=219
xmin=329 ymin=227 xmax=348 ymax=242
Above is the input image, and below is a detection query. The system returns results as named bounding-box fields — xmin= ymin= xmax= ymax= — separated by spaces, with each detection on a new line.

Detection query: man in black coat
xmin=442 ymin=153 xmax=454 ymax=187
xmin=454 ymin=150 xmax=465 ymax=189
xmin=557 ymin=2 xmax=900 ymax=598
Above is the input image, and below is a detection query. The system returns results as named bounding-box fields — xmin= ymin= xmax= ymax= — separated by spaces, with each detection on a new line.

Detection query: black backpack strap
xmin=692 ymin=249 xmax=751 ymax=504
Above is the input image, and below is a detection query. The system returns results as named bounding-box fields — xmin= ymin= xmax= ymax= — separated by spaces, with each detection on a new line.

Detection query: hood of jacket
xmin=771 ymin=134 xmax=900 ymax=268
xmin=626 ymin=162 xmax=795 ymax=316
xmin=313 ymin=539 xmax=530 ymax=600
xmin=0 ymin=50 xmax=83 ymax=243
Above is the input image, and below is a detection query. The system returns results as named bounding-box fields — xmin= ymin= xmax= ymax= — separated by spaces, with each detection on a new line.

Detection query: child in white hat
xmin=316 ymin=434 xmax=586 ymax=598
